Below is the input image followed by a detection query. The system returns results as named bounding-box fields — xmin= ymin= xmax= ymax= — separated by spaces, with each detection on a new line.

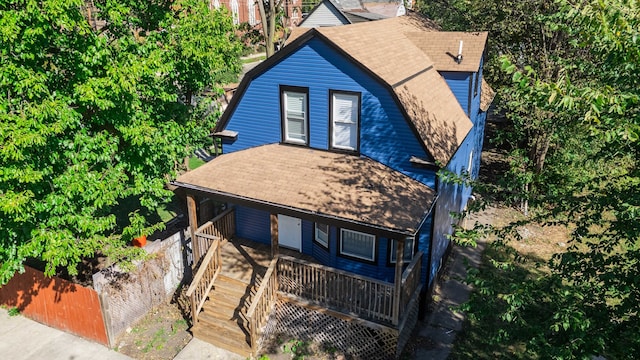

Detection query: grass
xmin=188 ymin=156 xmax=206 ymax=170
xmin=241 ymin=55 xmax=266 ymax=64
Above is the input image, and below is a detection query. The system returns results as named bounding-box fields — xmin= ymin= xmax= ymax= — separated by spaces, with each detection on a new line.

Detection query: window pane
xmin=332 ymin=93 xmax=359 ymax=150
xmin=286 ymin=92 xmax=305 ymax=114
xmin=284 ymin=91 xmax=307 ymax=143
xmin=341 ymin=229 xmax=375 ymax=261
xmin=390 ymin=238 xmax=414 ymax=263
xmin=287 ymin=117 xmax=305 ymax=141
xmin=333 ymin=94 xmax=357 ymax=123
xmin=333 ymin=123 xmax=356 ymax=149
xmin=315 ymin=223 xmax=329 ymax=247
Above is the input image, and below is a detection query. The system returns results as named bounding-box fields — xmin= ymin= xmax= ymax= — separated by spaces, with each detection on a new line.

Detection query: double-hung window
xmin=389 ymin=237 xmax=415 ymax=264
xmin=314 ymin=223 xmax=329 ymax=248
xmin=330 ymin=90 xmax=360 ymax=152
xmin=340 ymin=229 xmax=375 ymax=262
xmin=281 ymin=86 xmax=309 ymax=145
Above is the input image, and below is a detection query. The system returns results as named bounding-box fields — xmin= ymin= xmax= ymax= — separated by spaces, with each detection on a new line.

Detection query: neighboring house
xmin=299 ymin=0 xmax=405 ymax=27
xmin=173 ymin=14 xmax=492 ymax=359
xmin=213 ymin=0 xmax=302 ymax=26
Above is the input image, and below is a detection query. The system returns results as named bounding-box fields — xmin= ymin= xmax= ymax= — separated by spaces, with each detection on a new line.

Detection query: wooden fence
xmin=0 ymin=266 xmax=108 ymax=345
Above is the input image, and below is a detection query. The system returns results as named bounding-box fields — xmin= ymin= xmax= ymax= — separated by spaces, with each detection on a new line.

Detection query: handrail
xmin=186 ymin=239 xmax=221 ymax=323
xmin=192 ymin=207 xmax=235 ymax=264
xmin=246 ymin=256 xmax=279 ymax=355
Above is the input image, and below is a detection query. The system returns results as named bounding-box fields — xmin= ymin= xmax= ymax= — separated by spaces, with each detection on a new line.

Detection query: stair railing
xmin=246 ymin=256 xmax=279 ymax=355
xmin=186 ymin=236 xmax=222 ymax=324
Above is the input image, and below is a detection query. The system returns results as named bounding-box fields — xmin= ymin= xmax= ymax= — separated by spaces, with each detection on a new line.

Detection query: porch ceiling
xmin=173 ymin=144 xmax=435 ymax=235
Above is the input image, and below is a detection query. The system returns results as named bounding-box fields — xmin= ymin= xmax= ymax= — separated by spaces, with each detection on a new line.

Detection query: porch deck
xmin=219 ymin=237 xmax=317 ymax=284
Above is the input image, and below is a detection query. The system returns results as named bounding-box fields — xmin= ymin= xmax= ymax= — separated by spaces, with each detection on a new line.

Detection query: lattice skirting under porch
xmin=258 ymin=298 xmax=416 ymax=359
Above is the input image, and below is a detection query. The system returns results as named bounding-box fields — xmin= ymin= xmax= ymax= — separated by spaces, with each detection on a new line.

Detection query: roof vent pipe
xmin=456 ymin=40 xmax=463 ymax=64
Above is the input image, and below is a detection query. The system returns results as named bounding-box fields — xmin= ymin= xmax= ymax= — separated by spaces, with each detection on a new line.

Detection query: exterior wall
xmin=441 ymin=71 xmax=471 ymax=116
xmin=234 ymin=205 xmax=272 ymax=244
xmin=224 ymin=37 xmax=437 ymax=187
xmin=232 ymin=205 xmax=423 ymax=282
xmin=299 ymin=2 xmax=349 ymax=27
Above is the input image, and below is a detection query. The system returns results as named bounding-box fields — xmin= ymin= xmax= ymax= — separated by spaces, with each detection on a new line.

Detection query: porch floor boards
xmin=219 ymin=237 xmax=317 ymax=284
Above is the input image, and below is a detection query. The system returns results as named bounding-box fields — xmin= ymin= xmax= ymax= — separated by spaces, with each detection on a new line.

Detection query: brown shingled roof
xmin=314 ymin=16 xmax=472 ymax=164
xmin=174 ymin=144 xmax=435 ymax=234
xmin=480 ymin=79 xmax=495 ymax=112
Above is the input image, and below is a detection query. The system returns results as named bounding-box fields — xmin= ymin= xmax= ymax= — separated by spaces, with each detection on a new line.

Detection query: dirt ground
xmin=114 ymin=289 xmax=192 ymax=360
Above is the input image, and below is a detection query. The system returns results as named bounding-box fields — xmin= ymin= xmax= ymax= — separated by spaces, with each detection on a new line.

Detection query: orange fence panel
xmin=0 ymin=266 xmax=108 ymax=346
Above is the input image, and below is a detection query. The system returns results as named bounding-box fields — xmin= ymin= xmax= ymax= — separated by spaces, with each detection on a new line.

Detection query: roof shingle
xmin=174 ymin=144 xmax=436 ymax=234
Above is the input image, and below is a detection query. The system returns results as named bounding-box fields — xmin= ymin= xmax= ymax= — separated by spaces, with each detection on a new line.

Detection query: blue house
xmin=173 ymin=14 xmax=491 ymax=359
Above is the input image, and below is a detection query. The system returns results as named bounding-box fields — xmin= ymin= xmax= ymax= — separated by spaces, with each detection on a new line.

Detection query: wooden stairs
xmin=191 ymin=275 xmax=257 ymax=357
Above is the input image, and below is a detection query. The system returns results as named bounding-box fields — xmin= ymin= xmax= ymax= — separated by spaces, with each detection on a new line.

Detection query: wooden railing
xmin=400 ymin=251 xmax=423 ymax=318
xmin=246 ymin=257 xmax=279 ymax=355
xmin=186 ymin=238 xmax=222 ymax=324
xmin=277 ymin=256 xmax=396 ymax=324
xmin=192 ymin=207 xmax=235 ymax=262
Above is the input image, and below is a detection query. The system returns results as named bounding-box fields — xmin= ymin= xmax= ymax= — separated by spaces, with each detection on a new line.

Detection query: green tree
xmin=454 ymin=0 xmax=640 ymax=358
xmin=257 ymin=0 xmax=292 ymax=57
xmin=0 ymin=0 xmax=242 ymax=284
xmin=417 ymin=0 xmax=584 ymax=212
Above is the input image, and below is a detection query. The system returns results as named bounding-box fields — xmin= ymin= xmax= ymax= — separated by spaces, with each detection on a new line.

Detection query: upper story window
xmin=330 ymin=90 xmax=361 ymax=152
xmin=280 ymin=86 xmax=309 ymax=145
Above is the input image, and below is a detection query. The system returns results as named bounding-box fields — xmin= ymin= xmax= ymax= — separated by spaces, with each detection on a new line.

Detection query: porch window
xmin=281 ymin=86 xmax=309 ymax=145
xmin=330 ymin=90 xmax=360 ymax=152
xmin=314 ymin=223 xmax=329 ymax=248
xmin=340 ymin=229 xmax=375 ymax=262
xmin=389 ymin=237 xmax=415 ymax=264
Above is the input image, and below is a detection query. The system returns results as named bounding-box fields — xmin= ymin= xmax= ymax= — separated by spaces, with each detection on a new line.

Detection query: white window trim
xmin=339 ymin=229 xmax=375 ymax=262
xmin=330 ymin=91 xmax=360 ymax=151
xmin=282 ymin=89 xmax=308 ymax=145
xmin=389 ymin=237 xmax=415 ymax=264
xmin=315 ymin=223 xmax=329 ymax=248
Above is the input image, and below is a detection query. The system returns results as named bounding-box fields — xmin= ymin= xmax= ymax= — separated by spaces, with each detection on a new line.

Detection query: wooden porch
xmin=185 ymin=205 xmax=423 ymax=359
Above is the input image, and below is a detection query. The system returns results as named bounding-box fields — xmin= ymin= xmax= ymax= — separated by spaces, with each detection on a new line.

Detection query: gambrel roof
xmin=220 ymin=14 xmax=483 ymax=164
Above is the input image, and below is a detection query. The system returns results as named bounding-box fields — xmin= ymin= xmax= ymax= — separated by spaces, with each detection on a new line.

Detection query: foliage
xmin=7 ymin=307 xmax=20 ymax=316
xmin=257 ymin=0 xmax=294 ymax=57
xmin=451 ymin=0 xmax=640 ymax=358
xmin=282 ymin=339 xmax=310 ymax=360
xmin=0 ymin=0 xmax=242 ymax=284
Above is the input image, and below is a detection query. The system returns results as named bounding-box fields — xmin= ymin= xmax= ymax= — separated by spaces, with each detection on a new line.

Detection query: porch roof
xmin=173 ymin=144 xmax=436 ymax=236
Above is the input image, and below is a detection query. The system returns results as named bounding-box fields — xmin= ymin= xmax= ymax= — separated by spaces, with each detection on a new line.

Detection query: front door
xmin=278 ymin=214 xmax=302 ymax=252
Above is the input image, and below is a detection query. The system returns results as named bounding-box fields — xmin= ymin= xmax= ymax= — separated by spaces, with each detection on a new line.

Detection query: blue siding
xmin=223 ymin=37 xmax=437 ymax=188
xmin=234 ymin=205 xmax=271 ymax=244
xmin=417 ymin=215 xmax=433 ymax=287
xmin=301 ymin=219 xmax=314 ymax=255
xmin=441 ymin=72 xmax=471 ymax=115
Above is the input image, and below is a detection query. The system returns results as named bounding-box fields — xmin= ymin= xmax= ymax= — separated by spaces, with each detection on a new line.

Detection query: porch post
xmin=392 ymin=237 xmax=405 ymax=326
xmin=270 ymin=213 xmax=279 ymax=258
xmin=187 ymin=194 xmax=200 ymax=263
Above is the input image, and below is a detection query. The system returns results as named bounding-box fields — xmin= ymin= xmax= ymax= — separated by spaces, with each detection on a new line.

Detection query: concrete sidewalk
xmin=0 ymin=308 xmax=130 ymax=360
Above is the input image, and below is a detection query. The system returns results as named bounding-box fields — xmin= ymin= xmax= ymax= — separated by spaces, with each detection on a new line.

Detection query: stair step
xmin=192 ymin=323 xmax=252 ymax=358
xmin=198 ymin=311 xmax=249 ymax=337
xmin=202 ymin=302 xmax=247 ymax=321
xmin=203 ymin=298 xmax=247 ymax=315
xmin=217 ymin=274 xmax=251 ymax=288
